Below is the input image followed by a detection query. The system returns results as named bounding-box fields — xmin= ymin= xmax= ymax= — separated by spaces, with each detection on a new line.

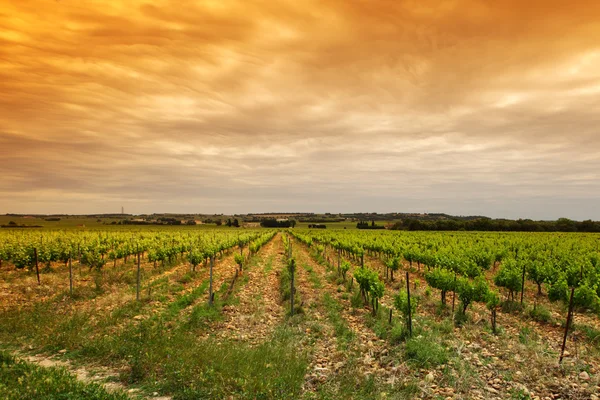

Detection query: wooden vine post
xmin=520 ymin=262 xmax=526 ymax=305
xmin=337 ymin=248 xmax=341 ymax=276
xmin=290 ymin=259 xmax=296 ymax=317
xmin=559 ymin=287 xmax=576 ymax=364
xmin=136 ymin=251 xmax=141 ymax=301
xmin=34 ymin=248 xmax=40 ymax=285
xmin=208 ymin=256 xmax=214 ymax=306
xmin=69 ymin=254 xmax=73 ymax=297
xmin=452 ymin=272 xmax=457 ymax=314
xmin=406 ymin=271 xmax=412 ymax=337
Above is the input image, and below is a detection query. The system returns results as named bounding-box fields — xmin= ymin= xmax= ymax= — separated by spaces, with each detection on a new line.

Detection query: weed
xmin=501 ymin=300 xmax=524 ymax=314
xmin=518 ymin=326 xmax=539 ymax=345
xmin=404 ymin=335 xmax=449 ymax=367
xmin=350 ymin=290 xmax=364 ymax=309
xmin=454 ymin=310 xmax=469 ymax=327
xmin=527 ymin=305 xmax=553 ymax=324
xmin=177 ymin=271 xmax=197 ymax=284
xmin=576 ymin=324 xmax=600 ymax=345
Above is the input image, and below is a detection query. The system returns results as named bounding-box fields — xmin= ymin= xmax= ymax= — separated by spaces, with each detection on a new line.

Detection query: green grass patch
xmin=322 ymin=293 xmax=354 ymax=348
xmin=527 ymin=304 xmax=553 ymax=324
xmin=301 ymin=262 xmax=322 ymax=289
xmin=404 ymin=335 xmax=449 ymax=368
xmin=0 ymin=351 xmax=129 ymax=400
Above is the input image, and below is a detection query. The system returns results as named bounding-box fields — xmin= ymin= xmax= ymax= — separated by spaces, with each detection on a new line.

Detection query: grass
xmin=404 ymin=334 xmax=449 ymax=368
xmin=301 ymin=261 xmax=323 ymax=289
xmin=576 ymin=324 xmax=600 ymax=346
xmin=501 ymin=300 xmax=525 ymax=314
xmin=518 ymin=326 xmax=539 ymax=346
xmin=124 ymin=323 xmax=308 ymax=398
xmin=0 ymin=351 xmax=130 ymax=400
xmin=322 ymin=293 xmax=354 ymax=348
xmin=527 ymin=304 xmax=553 ymax=324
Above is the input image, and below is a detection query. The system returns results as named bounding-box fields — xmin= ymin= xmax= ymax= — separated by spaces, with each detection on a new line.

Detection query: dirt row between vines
xmin=290 ymin=240 xmax=344 ymax=392
xmin=291 ymin=240 xmax=410 ymax=390
xmin=201 ymin=235 xmax=285 ymax=344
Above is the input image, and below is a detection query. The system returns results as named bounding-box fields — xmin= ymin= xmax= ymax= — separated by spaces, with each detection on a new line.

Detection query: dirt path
xmin=205 ymin=235 xmax=285 ymax=344
xmin=292 ymin=240 xmax=408 ymax=387
xmin=289 ymin=242 xmax=344 ymax=392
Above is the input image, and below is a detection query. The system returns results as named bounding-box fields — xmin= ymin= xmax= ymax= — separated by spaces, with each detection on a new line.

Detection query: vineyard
xmin=1 ymin=228 xmax=600 ymax=399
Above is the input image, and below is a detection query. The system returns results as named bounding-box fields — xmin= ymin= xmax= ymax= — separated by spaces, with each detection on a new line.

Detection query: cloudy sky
xmin=1 ymin=0 xmax=599 ymax=219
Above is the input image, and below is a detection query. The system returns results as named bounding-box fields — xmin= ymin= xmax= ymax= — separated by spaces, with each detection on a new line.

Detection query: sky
xmin=1 ymin=0 xmax=599 ymax=219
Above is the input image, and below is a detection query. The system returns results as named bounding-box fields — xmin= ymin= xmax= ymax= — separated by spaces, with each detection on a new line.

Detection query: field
xmin=1 ymin=227 xmax=600 ymax=399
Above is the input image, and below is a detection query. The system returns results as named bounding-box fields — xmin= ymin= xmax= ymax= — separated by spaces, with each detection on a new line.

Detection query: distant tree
xmin=233 ymin=219 xmax=240 ymax=227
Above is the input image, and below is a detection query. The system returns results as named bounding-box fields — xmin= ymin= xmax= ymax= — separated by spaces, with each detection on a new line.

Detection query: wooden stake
xmin=559 ymin=287 xmax=576 ymax=364
xmin=69 ymin=255 xmax=73 ymax=296
xmin=520 ymin=262 xmax=526 ymax=305
xmin=136 ymin=252 xmax=141 ymax=301
xmin=209 ymin=256 xmax=214 ymax=306
xmin=34 ymin=248 xmax=40 ymax=285
xmin=452 ymin=272 xmax=457 ymax=315
xmin=406 ymin=272 xmax=412 ymax=337
xmin=290 ymin=259 xmax=295 ymax=316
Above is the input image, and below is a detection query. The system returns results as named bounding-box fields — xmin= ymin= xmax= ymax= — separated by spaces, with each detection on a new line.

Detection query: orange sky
xmin=1 ymin=0 xmax=600 ymax=218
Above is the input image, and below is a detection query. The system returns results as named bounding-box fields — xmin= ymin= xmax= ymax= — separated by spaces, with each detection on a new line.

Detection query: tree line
xmin=391 ymin=218 xmax=600 ymax=232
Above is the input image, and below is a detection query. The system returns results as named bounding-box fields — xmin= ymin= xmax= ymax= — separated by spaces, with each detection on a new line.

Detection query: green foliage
xmin=187 ymin=250 xmax=204 ymax=270
xmin=340 ymin=260 xmax=350 ymax=281
xmin=234 ymin=253 xmax=244 ymax=269
xmin=10 ymin=247 xmax=33 ymax=270
xmin=486 ymin=290 xmax=501 ymax=311
xmin=353 ymin=265 xmax=384 ymax=313
xmin=394 ymin=290 xmax=417 ymax=318
xmin=456 ymin=276 xmax=489 ymax=314
xmin=353 ymin=266 xmax=372 ymax=296
xmin=469 ymin=250 xmax=493 ymax=270
xmin=548 ymin=277 xmax=569 ymax=303
xmin=526 ymin=259 xmax=554 ymax=294
xmin=573 ymin=283 xmax=600 ymax=312
xmin=425 ymin=267 xmax=455 ymax=305
xmin=81 ymin=251 xmax=106 ymax=270
xmin=385 ymin=256 xmax=402 ymax=280
xmin=494 ymin=259 xmax=522 ymax=300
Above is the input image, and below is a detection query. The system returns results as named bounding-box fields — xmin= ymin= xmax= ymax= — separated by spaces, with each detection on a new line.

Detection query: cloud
xmin=1 ymin=0 xmax=600 ymax=218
